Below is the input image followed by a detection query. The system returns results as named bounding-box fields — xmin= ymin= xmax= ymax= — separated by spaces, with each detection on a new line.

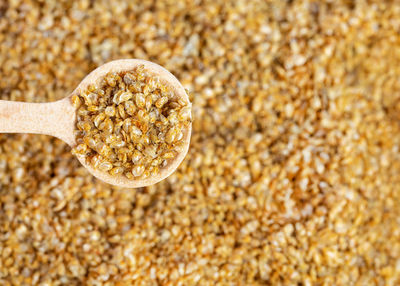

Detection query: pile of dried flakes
xmin=1 ymin=0 xmax=400 ymax=285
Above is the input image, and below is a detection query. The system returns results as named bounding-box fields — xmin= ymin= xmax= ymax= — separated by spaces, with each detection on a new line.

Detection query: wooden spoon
xmin=0 ymin=59 xmax=192 ymax=188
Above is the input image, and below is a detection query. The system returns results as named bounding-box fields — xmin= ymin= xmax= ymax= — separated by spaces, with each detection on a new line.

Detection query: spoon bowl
xmin=0 ymin=59 xmax=192 ymax=188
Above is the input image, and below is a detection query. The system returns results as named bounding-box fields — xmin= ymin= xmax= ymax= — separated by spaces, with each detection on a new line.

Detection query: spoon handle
xmin=0 ymin=98 xmax=76 ymax=145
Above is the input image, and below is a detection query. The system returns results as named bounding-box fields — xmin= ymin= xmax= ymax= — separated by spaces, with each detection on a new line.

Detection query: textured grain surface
xmin=69 ymin=59 xmax=192 ymax=188
xmin=0 ymin=0 xmax=400 ymax=285
xmin=72 ymin=66 xmax=191 ymax=182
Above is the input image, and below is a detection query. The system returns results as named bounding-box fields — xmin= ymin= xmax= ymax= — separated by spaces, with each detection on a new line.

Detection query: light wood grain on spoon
xmin=0 ymin=97 xmax=76 ymax=146
xmin=0 ymin=59 xmax=192 ymax=188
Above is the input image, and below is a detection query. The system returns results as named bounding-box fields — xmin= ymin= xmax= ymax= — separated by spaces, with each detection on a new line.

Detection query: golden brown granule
xmin=71 ymin=67 xmax=191 ymax=179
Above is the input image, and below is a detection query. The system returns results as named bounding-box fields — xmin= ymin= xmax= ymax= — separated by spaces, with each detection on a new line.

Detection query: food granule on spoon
xmin=71 ymin=66 xmax=191 ymax=179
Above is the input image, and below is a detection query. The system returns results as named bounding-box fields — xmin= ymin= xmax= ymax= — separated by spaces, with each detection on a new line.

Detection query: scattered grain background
xmin=0 ymin=0 xmax=400 ymax=285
